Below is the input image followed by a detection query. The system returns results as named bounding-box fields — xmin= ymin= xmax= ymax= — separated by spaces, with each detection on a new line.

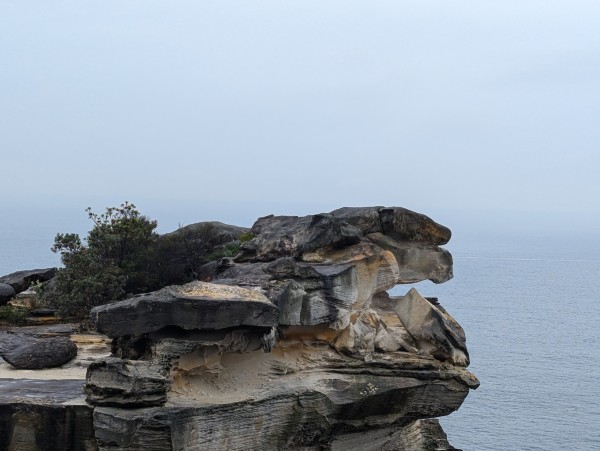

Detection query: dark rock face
xmin=0 ymin=403 xmax=96 ymax=451
xmin=91 ymin=281 xmax=279 ymax=338
xmin=329 ymin=419 xmax=458 ymax=450
xmin=367 ymin=232 xmax=453 ymax=284
xmin=331 ymin=206 xmax=452 ymax=244
xmin=0 ymin=267 xmax=57 ymax=294
xmin=0 ymin=283 xmax=16 ymax=306
xmin=236 ymin=213 xmax=363 ymax=262
xmin=85 ymin=358 xmax=168 ymax=407
xmin=0 ymin=378 xmax=96 ymax=450
xmin=1 ymin=336 xmax=77 ymax=369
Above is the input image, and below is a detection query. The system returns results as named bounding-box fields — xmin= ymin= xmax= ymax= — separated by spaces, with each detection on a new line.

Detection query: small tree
xmin=42 ymin=202 xmax=159 ymax=318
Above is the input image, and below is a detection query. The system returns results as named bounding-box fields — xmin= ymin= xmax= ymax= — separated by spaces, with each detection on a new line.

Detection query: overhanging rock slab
xmin=91 ymin=281 xmax=279 ymax=338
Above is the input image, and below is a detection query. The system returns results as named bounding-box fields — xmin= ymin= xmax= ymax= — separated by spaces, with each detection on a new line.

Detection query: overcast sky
xmin=1 ymin=1 xmax=599 ymax=236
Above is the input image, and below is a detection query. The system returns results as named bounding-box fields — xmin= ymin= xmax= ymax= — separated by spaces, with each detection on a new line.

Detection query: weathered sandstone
xmin=0 ymin=206 xmax=478 ymax=450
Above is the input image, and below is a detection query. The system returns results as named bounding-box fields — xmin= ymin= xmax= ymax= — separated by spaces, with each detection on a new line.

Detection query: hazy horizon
xmin=2 ymin=1 xmax=599 ymax=248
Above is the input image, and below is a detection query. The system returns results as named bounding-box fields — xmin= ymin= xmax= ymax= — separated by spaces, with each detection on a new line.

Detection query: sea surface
xmin=395 ymin=233 xmax=600 ymax=451
xmin=1 ymin=216 xmax=599 ymax=450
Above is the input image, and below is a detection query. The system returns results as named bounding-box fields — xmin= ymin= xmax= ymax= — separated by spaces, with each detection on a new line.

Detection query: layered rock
xmin=83 ymin=206 xmax=478 ymax=450
xmin=0 ymin=206 xmax=478 ymax=450
xmin=0 ymin=381 xmax=96 ymax=451
xmin=92 ymin=282 xmax=279 ymax=338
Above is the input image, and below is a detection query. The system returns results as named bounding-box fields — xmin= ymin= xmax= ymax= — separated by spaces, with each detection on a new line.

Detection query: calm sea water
xmin=1 ymin=215 xmax=599 ymax=450
xmin=398 ymin=233 xmax=600 ymax=451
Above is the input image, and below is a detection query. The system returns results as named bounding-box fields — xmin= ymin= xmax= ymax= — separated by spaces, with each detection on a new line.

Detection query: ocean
xmin=2 ymin=214 xmax=599 ymax=450
xmin=398 ymin=233 xmax=600 ymax=450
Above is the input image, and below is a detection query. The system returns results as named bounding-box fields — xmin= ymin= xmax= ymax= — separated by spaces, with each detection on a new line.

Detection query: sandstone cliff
xmin=0 ymin=206 xmax=478 ymax=450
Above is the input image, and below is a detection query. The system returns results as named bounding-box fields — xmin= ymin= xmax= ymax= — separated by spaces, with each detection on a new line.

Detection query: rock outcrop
xmin=92 ymin=282 xmax=279 ymax=338
xmin=0 ymin=206 xmax=478 ymax=450
xmin=0 ymin=267 xmax=57 ymax=295
xmin=85 ymin=358 xmax=169 ymax=407
xmin=84 ymin=206 xmax=478 ymax=450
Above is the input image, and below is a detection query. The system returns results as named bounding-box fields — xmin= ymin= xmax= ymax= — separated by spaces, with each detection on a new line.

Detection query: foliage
xmin=41 ymin=202 xmax=159 ymax=318
xmin=40 ymin=202 xmax=248 ymax=320
xmin=0 ymin=306 xmax=30 ymax=326
xmin=238 ymin=232 xmax=254 ymax=243
xmin=151 ymin=224 xmax=245 ymax=283
xmin=204 ymin=243 xmax=241 ymax=262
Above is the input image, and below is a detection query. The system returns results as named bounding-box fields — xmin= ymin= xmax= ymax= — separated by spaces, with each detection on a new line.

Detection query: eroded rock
xmin=395 ymin=288 xmax=469 ymax=366
xmin=1 ymin=205 xmax=477 ymax=450
xmin=91 ymin=281 xmax=279 ymax=338
xmin=91 ymin=345 xmax=476 ymax=451
xmin=85 ymin=357 xmax=168 ymax=407
xmin=367 ymin=232 xmax=453 ymax=284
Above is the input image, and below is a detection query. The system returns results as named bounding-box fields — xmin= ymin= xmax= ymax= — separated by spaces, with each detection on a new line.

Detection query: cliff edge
xmin=0 ymin=206 xmax=478 ymax=450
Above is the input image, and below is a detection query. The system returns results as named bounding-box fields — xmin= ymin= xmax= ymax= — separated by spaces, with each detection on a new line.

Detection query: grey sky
xmin=1 ymin=1 xmax=599 ymax=235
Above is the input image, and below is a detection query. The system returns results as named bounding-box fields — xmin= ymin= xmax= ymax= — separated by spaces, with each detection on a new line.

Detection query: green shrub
xmin=238 ymin=232 xmax=254 ymax=243
xmin=41 ymin=202 xmax=159 ymax=318
xmin=204 ymin=243 xmax=241 ymax=262
xmin=0 ymin=306 xmax=30 ymax=326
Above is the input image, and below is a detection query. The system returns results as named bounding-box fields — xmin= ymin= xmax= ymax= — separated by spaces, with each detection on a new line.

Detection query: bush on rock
xmin=41 ymin=202 xmax=160 ymax=318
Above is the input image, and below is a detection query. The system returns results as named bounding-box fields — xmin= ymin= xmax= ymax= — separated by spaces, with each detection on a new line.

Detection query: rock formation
xmin=0 ymin=268 xmax=57 ymax=296
xmin=0 ymin=206 xmax=479 ymax=450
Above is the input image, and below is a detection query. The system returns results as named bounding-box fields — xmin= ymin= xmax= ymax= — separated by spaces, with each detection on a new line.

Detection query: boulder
xmin=395 ymin=288 xmax=469 ymax=366
xmin=85 ymin=358 xmax=168 ymax=407
xmin=0 ymin=283 xmax=16 ymax=306
xmin=0 ymin=267 xmax=57 ymax=294
xmin=1 ymin=335 xmax=77 ymax=369
xmin=91 ymin=281 xmax=279 ymax=338
xmin=330 ymin=206 xmax=451 ymax=245
xmin=236 ymin=213 xmax=363 ymax=262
